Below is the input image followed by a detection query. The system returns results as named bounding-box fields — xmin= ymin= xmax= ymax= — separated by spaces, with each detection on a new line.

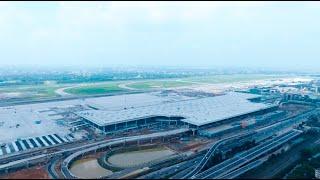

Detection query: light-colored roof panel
xmin=76 ymin=92 xmax=275 ymax=127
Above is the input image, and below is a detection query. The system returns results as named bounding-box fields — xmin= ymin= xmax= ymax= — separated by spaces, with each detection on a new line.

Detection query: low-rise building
xmin=315 ymin=168 xmax=320 ymax=179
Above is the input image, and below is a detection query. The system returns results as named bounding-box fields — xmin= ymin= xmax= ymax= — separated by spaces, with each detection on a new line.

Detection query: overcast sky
xmin=0 ymin=1 xmax=320 ymax=70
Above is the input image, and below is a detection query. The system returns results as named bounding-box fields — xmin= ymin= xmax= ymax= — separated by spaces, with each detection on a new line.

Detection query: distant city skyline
xmin=0 ymin=1 xmax=320 ymax=71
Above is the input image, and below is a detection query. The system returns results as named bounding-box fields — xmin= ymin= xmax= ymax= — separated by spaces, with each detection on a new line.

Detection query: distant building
xmin=315 ymin=168 xmax=320 ymax=179
xmin=316 ymin=86 xmax=320 ymax=94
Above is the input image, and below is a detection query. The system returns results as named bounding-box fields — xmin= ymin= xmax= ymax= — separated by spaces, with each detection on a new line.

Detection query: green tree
xmin=301 ymin=148 xmax=313 ymax=160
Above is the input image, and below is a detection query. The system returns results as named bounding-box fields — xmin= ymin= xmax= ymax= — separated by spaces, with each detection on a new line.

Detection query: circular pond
xmin=70 ymin=157 xmax=113 ymax=179
xmin=107 ymin=146 xmax=175 ymax=168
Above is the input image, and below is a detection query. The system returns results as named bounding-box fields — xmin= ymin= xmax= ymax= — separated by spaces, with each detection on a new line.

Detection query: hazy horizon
xmin=1 ymin=1 xmax=320 ymax=71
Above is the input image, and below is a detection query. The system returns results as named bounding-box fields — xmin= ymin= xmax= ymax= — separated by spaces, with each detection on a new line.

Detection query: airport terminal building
xmin=75 ymin=92 xmax=278 ymax=134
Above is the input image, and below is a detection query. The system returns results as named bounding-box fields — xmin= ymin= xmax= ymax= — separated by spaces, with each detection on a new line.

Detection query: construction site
xmin=0 ymin=80 xmax=320 ymax=179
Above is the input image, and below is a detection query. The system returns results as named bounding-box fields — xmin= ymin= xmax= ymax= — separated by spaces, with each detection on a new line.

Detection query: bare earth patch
xmin=0 ymin=165 xmax=49 ymax=179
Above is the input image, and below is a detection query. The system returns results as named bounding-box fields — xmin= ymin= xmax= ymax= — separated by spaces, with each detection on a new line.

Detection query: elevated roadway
xmin=61 ymin=128 xmax=190 ymax=179
xmin=220 ymin=157 xmax=267 ymax=179
xmin=0 ymin=128 xmax=189 ymax=176
xmin=182 ymin=131 xmax=256 ymax=179
xmin=195 ymin=129 xmax=302 ymax=179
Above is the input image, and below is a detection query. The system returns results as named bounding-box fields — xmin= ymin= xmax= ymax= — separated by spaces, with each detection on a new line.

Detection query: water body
xmin=108 ymin=146 xmax=175 ymax=168
xmin=70 ymin=158 xmax=113 ymax=179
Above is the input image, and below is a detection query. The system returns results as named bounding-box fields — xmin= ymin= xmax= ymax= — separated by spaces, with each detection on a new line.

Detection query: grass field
xmin=64 ymin=83 xmax=126 ymax=95
xmin=181 ymin=74 xmax=289 ymax=84
xmin=127 ymin=74 xmax=289 ymax=90
xmin=127 ymin=80 xmax=195 ymax=90
xmin=0 ymin=74 xmax=293 ymax=98
xmin=0 ymin=84 xmax=63 ymax=99
xmin=0 ymin=81 xmax=129 ymax=98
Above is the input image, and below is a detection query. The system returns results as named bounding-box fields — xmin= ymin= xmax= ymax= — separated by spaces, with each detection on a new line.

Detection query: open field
xmin=181 ymin=74 xmax=290 ymax=84
xmin=0 ymin=81 xmax=129 ymax=100
xmin=0 ymin=84 xmax=66 ymax=100
xmin=64 ymin=83 xmax=126 ymax=95
xmin=127 ymin=80 xmax=195 ymax=90
xmin=126 ymin=74 xmax=291 ymax=90
xmin=0 ymin=74 xmax=296 ymax=98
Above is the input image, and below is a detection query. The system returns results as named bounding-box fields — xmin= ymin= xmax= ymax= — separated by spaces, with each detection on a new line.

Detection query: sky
xmin=0 ymin=1 xmax=320 ymax=70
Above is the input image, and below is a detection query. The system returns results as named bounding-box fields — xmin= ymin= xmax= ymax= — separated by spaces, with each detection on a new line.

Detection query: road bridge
xmin=61 ymin=128 xmax=190 ymax=179
xmin=195 ymin=129 xmax=302 ymax=179
xmin=182 ymin=131 xmax=256 ymax=179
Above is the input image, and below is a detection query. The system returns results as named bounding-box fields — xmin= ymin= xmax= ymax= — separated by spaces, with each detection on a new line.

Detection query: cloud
xmin=1 ymin=1 xmax=320 ymax=68
xmin=53 ymin=1 xmax=235 ymax=26
xmin=0 ymin=1 xmax=272 ymax=31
